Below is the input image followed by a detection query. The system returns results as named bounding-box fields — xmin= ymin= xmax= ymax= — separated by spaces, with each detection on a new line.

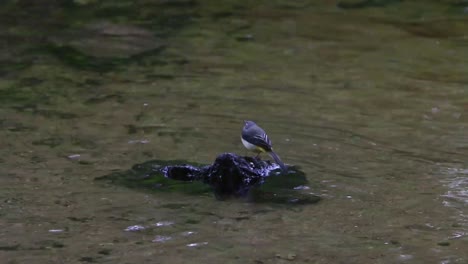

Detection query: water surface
xmin=1 ymin=1 xmax=467 ymax=263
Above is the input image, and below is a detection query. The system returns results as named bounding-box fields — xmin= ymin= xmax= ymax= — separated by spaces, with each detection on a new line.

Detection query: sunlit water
xmin=0 ymin=1 xmax=467 ymax=263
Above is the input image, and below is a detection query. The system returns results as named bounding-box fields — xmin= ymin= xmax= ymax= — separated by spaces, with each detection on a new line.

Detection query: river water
xmin=0 ymin=1 xmax=467 ymax=263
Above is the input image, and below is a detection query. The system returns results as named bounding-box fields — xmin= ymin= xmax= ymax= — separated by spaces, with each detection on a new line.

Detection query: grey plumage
xmin=241 ymin=120 xmax=287 ymax=173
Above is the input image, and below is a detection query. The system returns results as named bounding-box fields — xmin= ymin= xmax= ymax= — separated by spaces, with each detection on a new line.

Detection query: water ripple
xmin=440 ymin=166 xmax=468 ymax=240
xmin=152 ymin=235 xmax=172 ymax=243
xmin=124 ymin=225 xmax=146 ymax=232
xmin=441 ymin=167 xmax=468 ymax=206
xmin=186 ymin=242 xmax=208 ymax=247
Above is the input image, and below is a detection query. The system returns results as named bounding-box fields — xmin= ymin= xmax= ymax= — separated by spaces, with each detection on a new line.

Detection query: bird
xmin=241 ymin=120 xmax=287 ymax=173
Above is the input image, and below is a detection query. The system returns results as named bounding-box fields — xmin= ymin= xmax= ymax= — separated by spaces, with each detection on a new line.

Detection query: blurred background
xmin=0 ymin=0 xmax=467 ymax=263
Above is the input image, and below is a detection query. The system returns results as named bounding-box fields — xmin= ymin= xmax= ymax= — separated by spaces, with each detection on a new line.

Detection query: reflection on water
xmin=1 ymin=1 xmax=468 ymax=263
xmin=442 ymin=167 xmax=468 ymax=206
xmin=441 ymin=166 xmax=468 ymax=240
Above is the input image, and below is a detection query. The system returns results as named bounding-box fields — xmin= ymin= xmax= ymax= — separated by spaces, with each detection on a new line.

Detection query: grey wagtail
xmin=241 ymin=120 xmax=287 ymax=173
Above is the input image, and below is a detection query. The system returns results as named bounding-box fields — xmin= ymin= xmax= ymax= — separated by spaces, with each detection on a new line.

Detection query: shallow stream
xmin=0 ymin=1 xmax=467 ymax=263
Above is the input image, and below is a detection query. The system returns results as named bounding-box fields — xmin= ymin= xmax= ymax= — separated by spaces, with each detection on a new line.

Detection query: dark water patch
xmin=98 ymin=248 xmax=111 ymax=255
xmin=0 ymin=244 xmax=20 ymax=251
xmin=67 ymin=216 xmax=94 ymax=223
xmin=79 ymin=256 xmax=97 ymax=263
xmin=43 ymin=44 xmax=123 ymax=72
xmin=85 ymin=94 xmax=124 ymax=105
xmin=82 ymin=78 xmax=102 ymax=86
xmin=235 ymin=34 xmax=255 ymax=42
xmin=51 ymin=19 xmax=165 ymax=59
xmin=437 ymin=241 xmax=450 ymax=246
xmin=78 ymin=160 xmax=93 ymax=165
xmin=0 ymin=120 xmax=35 ymax=132
xmin=0 ymin=0 xmax=197 ymax=80
xmin=408 ymin=71 xmax=468 ymax=85
xmin=232 ymin=216 xmax=250 ymax=221
xmin=389 ymin=147 xmax=464 ymax=165
xmin=173 ymin=58 xmax=190 ymax=65
xmin=0 ymin=84 xmax=50 ymax=107
xmin=161 ymin=203 xmax=191 ymax=210
xmin=212 ymin=11 xmax=234 ymax=20
xmin=450 ymin=1 xmax=468 ymax=7
xmin=372 ymin=18 xmax=468 ymax=39
xmin=0 ymin=77 xmax=92 ymax=110
xmin=107 ymin=215 xmax=131 ymax=222
xmin=31 ymin=155 xmax=47 ymax=164
xmin=41 ymin=0 xmax=196 ymax=36
xmin=35 ymin=109 xmax=78 ymax=119
xmin=404 ymin=223 xmax=438 ymax=232
xmin=158 ymin=0 xmax=197 ymax=8
xmin=298 ymin=124 xmax=464 ymax=165
xmin=0 ymin=59 xmax=32 ymax=77
xmin=249 ymin=188 xmax=321 ymax=205
xmin=144 ymin=73 xmax=176 ymax=80
xmin=126 ymin=125 xmax=138 ymax=135
xmin=17 ymin=77 xmax=44 ymax=87
xmin=275 ymin=0 xmax=315 ymax=9
xmin=337 ymin=0 xmax=402 ymax=9
xmin=185 ymin=218 xmax=201 ymax=224
xmin=0 ymin=1 xmax=69 ymax=30
xmin=32 ymin=137 xmax=64 ymax=148
xmin=11 ymin=103 xmax=38 ymax=113
xmin=70 ymin=137 xmax=98 ymax=149
xmin=389 ymin=148 xmax=449 ymax=164
xmin=124 ymin=125 xmax=204 ymax=139
xmin=291 ymin=124 xmax=379 ymax=146
xmin=41 ymin=42 xmax=167 ymax=72
xmin=9 ymin=240 xmax=66 ymax=251
xmin=400 ymin=20 xmax=468 ymax=38
xmin=127 ymin=47 xmax=168 ymax=67
xmin=311 ymin=165 xmax=362 ymax=179
xmin=47 ymin=240 xmax=65 ymax=249
xmin=79 ymin=1 xmax=196 ymax=37
xmin=91 ymin=3 xmax=145 ymax=19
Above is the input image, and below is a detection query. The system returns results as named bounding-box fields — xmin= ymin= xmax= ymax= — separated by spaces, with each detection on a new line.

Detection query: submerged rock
xmin=96 ymin=153 xmax=320 ymax=204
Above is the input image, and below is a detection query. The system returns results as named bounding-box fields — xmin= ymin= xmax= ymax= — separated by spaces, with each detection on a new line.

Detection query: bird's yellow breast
xmin=241 ymin=137 xmax=266 ymax=153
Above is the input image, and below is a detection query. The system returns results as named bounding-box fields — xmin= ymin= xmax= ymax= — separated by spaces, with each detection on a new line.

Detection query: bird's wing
xmin=243 ymin=132 xmax=272 ymax=152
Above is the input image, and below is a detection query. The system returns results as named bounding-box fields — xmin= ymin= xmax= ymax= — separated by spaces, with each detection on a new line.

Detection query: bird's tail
xmin=268 ymin=151 xmax=287 ymax=173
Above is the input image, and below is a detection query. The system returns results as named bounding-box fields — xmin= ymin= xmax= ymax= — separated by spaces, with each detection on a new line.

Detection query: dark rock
xmin=96 ymin=153 xmax=321 ymax=204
